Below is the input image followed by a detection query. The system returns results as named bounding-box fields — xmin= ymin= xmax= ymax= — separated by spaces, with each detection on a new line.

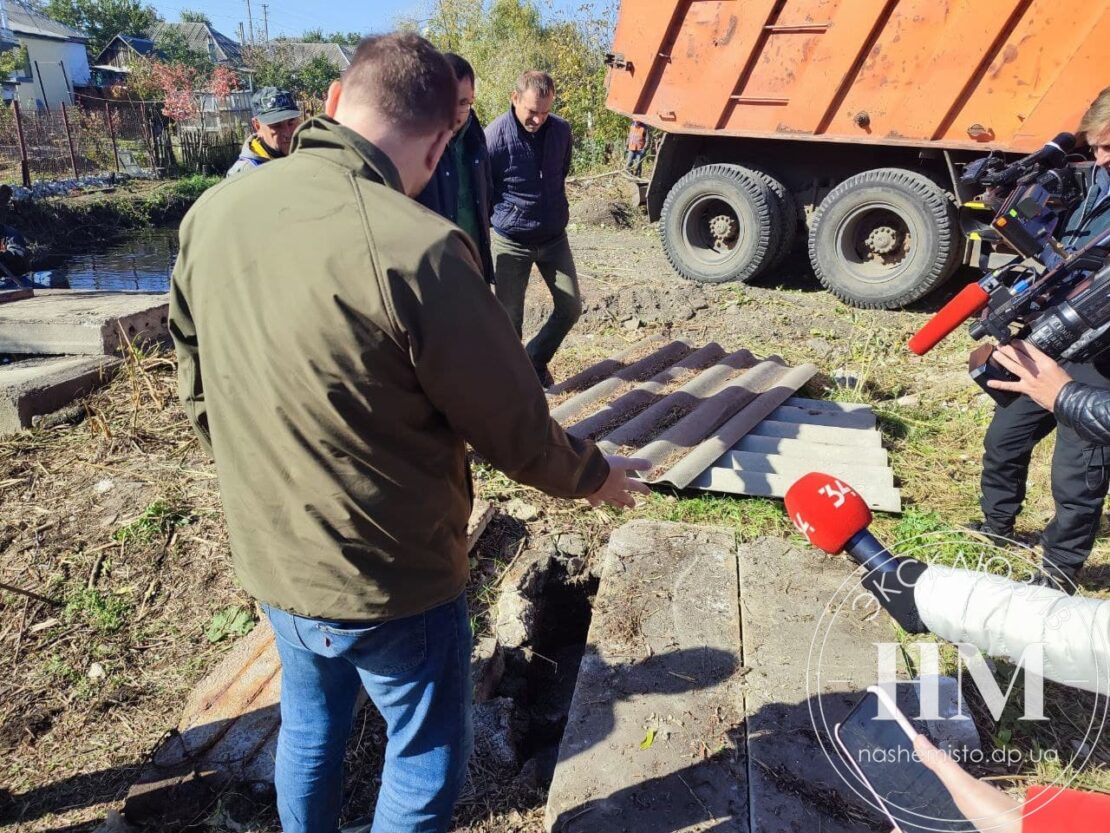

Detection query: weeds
xmin=113 ymin=499 xmax=194 ymax=544
xmin=64 ymin=588 xmax=130 ymax=635
xmin=205 ymin=606 xmax=256 ymax=643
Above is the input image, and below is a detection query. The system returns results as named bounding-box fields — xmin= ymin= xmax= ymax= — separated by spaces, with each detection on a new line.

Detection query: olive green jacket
xmin=169 ymin=117 xmax=608 ymax=621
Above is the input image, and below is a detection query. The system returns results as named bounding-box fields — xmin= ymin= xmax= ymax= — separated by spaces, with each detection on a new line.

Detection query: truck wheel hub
xmin=709 ymin=214 xmax=738 ymax=247
xmin=865 ymin=225 xmax=900 ymax=255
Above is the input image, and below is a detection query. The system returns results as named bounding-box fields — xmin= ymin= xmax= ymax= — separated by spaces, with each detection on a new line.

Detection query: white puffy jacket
xmin=915 ymin=565 xmax=1110 ymax=695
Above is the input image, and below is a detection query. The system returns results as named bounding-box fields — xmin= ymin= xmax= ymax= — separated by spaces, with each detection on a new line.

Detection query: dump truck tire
xmin=744 ymin=165 xmax=798 ymax=273
xmin=660 ymin=164 xmax=778 ymax=284
xmin=808 ymin=168 xmax=960 ymax=309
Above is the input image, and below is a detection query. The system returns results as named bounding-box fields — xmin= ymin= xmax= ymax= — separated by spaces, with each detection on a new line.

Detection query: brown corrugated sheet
xmin=549 ymin=338 xmax=902 ymax=512
xmin=549 ymin=337 xmax=817 ymax=486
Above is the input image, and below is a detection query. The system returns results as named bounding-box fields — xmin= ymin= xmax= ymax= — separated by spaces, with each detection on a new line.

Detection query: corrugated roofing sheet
xmin=548 ymin=338 xmax=902 ymax=512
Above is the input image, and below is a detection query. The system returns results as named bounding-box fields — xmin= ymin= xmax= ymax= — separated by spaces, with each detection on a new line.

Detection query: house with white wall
xmin=5 ymin=4 xmax=89 ymax=110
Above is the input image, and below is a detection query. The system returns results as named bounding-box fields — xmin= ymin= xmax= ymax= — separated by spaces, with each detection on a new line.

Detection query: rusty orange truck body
xmin=606 ymin=0 xmax=1110 ymax=307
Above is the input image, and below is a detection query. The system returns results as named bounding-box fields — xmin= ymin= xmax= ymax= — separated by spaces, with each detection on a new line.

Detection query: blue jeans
xmin=264 ymin=593 xmax=474 ymax=833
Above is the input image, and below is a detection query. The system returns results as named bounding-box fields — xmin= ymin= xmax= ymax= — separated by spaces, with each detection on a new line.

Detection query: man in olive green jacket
xmin=169 ymin=34 xmax=646 ymax=833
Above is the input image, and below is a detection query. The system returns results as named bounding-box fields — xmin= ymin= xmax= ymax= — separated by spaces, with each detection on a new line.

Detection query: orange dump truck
xmin=606 ymin=0 xmax=1109 ymax=308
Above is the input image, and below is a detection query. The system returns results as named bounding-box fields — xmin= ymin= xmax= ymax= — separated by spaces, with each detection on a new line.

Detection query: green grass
xmin=113 ymin=499 xmax=194 ymax=545
xmin=63 ymin=588 xmax=130 ymax=635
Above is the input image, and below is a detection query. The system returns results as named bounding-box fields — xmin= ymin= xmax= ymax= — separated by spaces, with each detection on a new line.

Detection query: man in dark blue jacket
xmin=417 ymin=53 xmax=495 ymax=283
xmin=486 ymin=70 xmax=578 ymax=386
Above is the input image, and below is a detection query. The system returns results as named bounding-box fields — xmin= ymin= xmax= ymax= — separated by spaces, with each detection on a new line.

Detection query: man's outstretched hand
xmin=587 ymin=456 xmax=651 ymax=509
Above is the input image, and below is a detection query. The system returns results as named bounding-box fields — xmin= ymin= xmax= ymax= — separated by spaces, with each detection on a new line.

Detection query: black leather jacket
xmin=1056 ymin=381 xmax=1110 ymax=444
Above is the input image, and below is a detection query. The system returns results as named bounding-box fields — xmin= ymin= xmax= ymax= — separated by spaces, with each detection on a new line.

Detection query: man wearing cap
xmin=227 ymin=87 xmax=302 ymax=176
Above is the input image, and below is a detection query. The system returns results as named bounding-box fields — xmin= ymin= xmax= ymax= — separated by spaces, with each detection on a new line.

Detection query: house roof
xmin=149 ymin=21 xmax=243 ymax=66
xmin=6 ymin=4 xmax=87 ymax=42
xmin=272 ymin=41 xmax=354 ymax=70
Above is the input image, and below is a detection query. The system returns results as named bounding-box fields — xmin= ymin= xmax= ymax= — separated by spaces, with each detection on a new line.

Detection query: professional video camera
xmin=909 ymin=134 xmax=1110 ymax=405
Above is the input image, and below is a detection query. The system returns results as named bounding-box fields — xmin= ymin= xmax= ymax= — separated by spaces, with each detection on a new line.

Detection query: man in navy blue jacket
xmin=486 ymin=70 xmax=579 ymax=386
xmin=417 ymin=53 xmax=495 ymax=283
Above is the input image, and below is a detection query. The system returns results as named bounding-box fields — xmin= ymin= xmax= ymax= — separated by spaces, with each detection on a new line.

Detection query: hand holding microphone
xmin=784 ymin=472 xmax=928 ymax=633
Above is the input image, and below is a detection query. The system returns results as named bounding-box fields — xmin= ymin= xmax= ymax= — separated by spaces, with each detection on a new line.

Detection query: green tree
xmin=179 ymin=10 xmax=211 ymax=25
xmin=406 ymin=0 xmax=623 ymax=171
xmin=301 ymin=29 xmax=362 ymax=46
xmin=154 ymin=27 xmax=214 ymax=74
xmin=296 ymin=54 xmax=341 ymax=99
xmin=41 ymin=0 xmax=160 ymax=58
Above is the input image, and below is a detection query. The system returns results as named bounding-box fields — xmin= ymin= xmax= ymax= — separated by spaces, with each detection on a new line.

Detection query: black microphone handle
xmin=845 ymin=530 xmax=929 ymax=634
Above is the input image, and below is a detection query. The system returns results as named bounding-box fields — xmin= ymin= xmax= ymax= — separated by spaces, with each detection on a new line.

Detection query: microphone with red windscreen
xmin=785 ymin=473 xmax=928 ymax=633
xmin=908 ymin=282 xmax=991 ymax=356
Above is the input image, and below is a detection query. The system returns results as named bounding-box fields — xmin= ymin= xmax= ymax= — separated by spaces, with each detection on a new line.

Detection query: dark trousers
xmin=980 ymin=359 xmax=1110 ymax=571
xmin=491 ymin=230 xmax=581 ymax=373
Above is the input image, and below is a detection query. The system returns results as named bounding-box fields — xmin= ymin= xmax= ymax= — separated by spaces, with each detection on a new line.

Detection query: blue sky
xmin=147 ymin=1 xmax=594 ymax=41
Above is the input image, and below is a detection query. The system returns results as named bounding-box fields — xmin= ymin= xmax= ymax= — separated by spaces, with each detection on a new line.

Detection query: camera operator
xmin=970 ymin=87 xmax=1110 ymax=593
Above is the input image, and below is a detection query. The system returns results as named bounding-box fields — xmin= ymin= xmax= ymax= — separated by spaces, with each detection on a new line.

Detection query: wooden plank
xmin=749 ymin=419 xmax=883 ymax=448
xmin=0 ymin=287 xmax=33 ymax=304
xmin=729 ymin=433 xmax=889 ymax=467
xmin=692 ymin=466 xmax=902 ymax=513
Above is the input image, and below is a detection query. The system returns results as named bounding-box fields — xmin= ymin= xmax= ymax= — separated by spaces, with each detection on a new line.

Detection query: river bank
xmin=8 ymin=176 xmax=216 ymax=263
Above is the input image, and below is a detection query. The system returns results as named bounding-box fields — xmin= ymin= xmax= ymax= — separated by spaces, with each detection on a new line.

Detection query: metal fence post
xmin=105 ymin=100 xmax=120 ymax=173
xmin=60 ymin=102 xmax=79 ymax=179
xmin=12 ymin=101 xmax=30 ymax=188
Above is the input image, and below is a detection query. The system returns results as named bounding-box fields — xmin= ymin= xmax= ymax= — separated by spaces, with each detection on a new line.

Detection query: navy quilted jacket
xmin=485 ymin=109 xmax=572 ymax=244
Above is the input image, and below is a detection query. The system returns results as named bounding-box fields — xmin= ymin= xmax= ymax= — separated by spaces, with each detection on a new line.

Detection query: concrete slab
xmin=738 ymin=538 xmax=890 ymax=833
xmin=545 ymin=522 xmax=748 ymax=833
xmin=0 ymin=355 xmax=121 ymax=434
xmin=0 ymin=290 xmax=169 ymax=355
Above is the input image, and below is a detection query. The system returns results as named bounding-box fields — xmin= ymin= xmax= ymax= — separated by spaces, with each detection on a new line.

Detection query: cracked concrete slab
xmin=546 ymin=521 xmax=748 ymax=833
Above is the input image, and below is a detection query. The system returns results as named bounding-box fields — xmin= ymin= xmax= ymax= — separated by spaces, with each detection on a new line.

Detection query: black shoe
xmin=1030 ymin=564 xmax=1081 ymax=595
xmin=964 ymin=520 xmax=1016 ymax=544
xmin=535 ymin=364 xmax=555 ymax=389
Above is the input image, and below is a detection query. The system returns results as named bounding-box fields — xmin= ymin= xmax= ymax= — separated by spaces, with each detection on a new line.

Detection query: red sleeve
xmin=1023 ymin=785 xmax=1110 ymax=832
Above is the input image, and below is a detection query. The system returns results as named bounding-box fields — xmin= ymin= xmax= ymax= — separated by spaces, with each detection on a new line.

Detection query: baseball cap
xmin=251 ymin=87 xmax=300 ymax=125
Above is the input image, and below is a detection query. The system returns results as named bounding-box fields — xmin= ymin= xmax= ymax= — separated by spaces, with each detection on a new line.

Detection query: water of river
xmin=30 ymin=228 xmax=179 ymax=293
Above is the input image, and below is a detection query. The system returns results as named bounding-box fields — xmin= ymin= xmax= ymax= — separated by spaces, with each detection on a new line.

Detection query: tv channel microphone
xmin=785 ymin=472 xmax=928 ymax=633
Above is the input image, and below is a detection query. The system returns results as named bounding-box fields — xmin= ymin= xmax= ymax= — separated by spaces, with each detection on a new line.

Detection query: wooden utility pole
xmin=245 ymin=0 xmax=254 ymax=44
xmin=262 ymin=4 xmax=269 ymax=43
xmin=12 ymin=100 xmax=30 ymax=188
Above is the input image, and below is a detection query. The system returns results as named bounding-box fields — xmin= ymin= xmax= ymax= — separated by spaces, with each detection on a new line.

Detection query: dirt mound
xmin=523 ymin=282 xmax=710 ymax=336
xmin=569 ymin=196 xmax=634 ymax=229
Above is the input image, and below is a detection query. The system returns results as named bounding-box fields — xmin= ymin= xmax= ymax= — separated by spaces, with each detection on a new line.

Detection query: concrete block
xmin=545 ymin=521 xmax=749 ymax=832
xmin=0 ymin=356 xmax=121 ymax=434
xmin=0 ymin=290 xmax=169 ymax=355
xmin=739 ymin=538 xmax=891 ymax=833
